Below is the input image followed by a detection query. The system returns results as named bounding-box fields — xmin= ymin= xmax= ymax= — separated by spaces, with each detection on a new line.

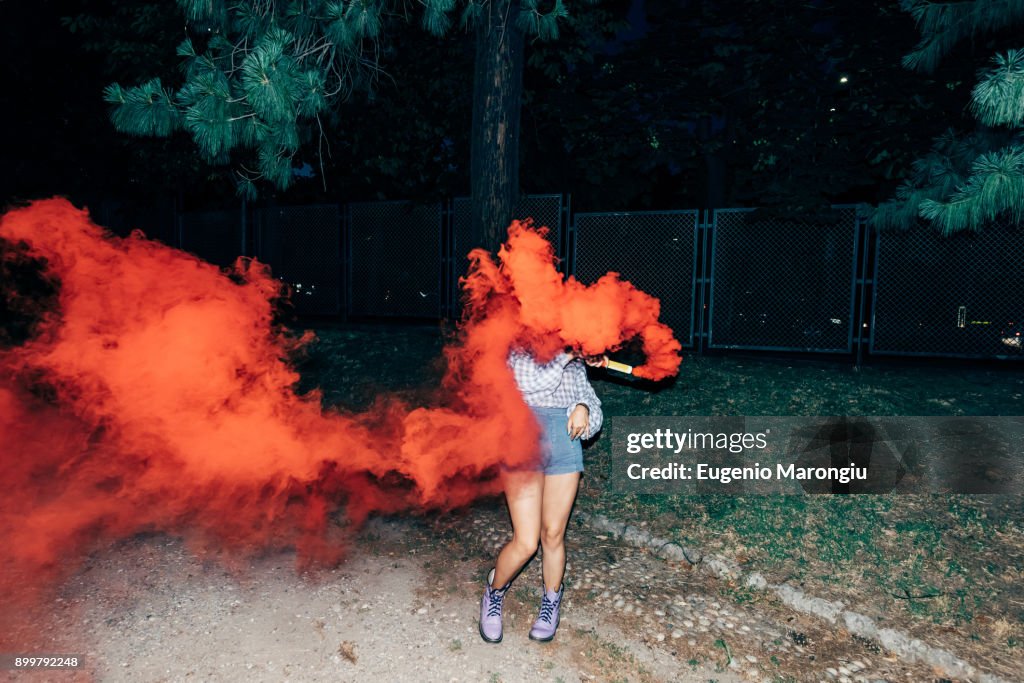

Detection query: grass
xmin=572 ymin=351 xmax=1024 ymax=642
xmin=296 ymin=323 xmax=1024 ymax=673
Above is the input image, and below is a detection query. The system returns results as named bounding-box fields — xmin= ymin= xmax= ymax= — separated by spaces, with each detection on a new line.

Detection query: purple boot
xmin=528 ymin=584 xmax=563 ymax=642
xmin=479 ymin=568 xmax=511 ymax=643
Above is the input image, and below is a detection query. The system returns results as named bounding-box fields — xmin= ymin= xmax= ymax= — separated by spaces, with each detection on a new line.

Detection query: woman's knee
xmin=509 ymin=533 xmax=539 ymax=558
xmin=540 ymin=525 xmax=566 ymax=549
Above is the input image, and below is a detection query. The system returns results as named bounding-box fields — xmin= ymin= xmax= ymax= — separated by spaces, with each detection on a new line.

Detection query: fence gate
xmin=348 ymin=201 xmax=444 ymax=318
xmin=572 ymin=211 xmax=700 ymax=349
xmin=708 ymin=207 xmax=859 ymax=352
xmin=871 ymin=219 xmax=1024 ymax=358
xmin=255 ymin=205 xmax=341 ymax=315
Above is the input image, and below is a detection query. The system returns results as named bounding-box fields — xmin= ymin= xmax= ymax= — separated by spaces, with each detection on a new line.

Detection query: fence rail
xmin=107 ymin=195 xmax=1023 ymax=363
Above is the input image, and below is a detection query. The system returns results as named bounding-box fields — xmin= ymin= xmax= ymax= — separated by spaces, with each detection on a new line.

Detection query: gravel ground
xmin=7 ymin=517 xmax=741 ymax=683
xmin=444 ymin=502 xmax=953 ymax=683
xmin=3 ymin=498 xmax=971 ymax=683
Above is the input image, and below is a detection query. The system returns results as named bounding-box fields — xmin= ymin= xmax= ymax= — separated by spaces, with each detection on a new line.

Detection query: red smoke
xmin=0 ymin=200 xmax=679 ymax=650
xmin=463 ymin=220 xmax=681 ymax=380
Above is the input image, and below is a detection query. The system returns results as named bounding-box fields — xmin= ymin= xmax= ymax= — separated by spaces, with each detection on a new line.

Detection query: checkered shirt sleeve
xmin=507 ymin=351 xmax=604 ymax=439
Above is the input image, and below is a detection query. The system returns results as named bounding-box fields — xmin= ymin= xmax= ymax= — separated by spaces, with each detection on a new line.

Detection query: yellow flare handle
xmin=605 ymin=359 xmax=634 ymax=375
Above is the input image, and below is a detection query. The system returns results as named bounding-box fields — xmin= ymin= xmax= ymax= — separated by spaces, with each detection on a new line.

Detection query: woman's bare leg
xmin=538 ymin=471 xmax=581 ymax=591
xmin=491 ymin=469 xmax=544 ymax=587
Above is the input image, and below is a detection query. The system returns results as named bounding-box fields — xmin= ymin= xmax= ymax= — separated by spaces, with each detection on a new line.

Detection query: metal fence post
xmin=342 ymin=203 xmax=351 ymax=321
xmin=854 ymin=212 xmax=871 ymax=370
xmin=240 ymin=198 xmax=248 ymax=258
xmin=175 ymin=204 xmax=184 ymax=251
xmin=441 ymin=199 xmax=450 ymax=319
xmin=696 ymin=209 xmax=712 ymax=355
xmin=564 ymin=194 xmax=574 ymax=277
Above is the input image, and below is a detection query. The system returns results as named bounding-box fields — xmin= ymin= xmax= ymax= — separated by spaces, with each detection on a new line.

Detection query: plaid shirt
xmin=508 ymin=350 xmax=604 ymax=439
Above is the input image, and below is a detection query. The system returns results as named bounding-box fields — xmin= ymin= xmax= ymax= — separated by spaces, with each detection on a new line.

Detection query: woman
xmin=479 ymin=348 xmax=605 ymax=643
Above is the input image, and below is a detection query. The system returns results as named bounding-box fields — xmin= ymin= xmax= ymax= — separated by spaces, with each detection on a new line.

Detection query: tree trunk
xmin=470 ymin=0 xmax=525 ymax=253
xmin=697 ymin=116 xmax=727 ymax=210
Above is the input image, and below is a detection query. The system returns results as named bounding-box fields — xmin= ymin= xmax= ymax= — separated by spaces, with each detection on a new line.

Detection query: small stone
xmin=417 ymin=607 xmax=427 ymax=615
xmin=744 ymin=655 xmax=757 ymax=663
xmin=687 ymin=639 xmax=697 ymax=646
xmin=654 ymin=609 xmax=665 ymax=617
xmin=852 ymin=660 xmax=866 ymax=670
xmin=826 ymin=668 xmax=839 ymax=677
xmin=655 ymin=633 xmax=665 ymax=642
xmin=671 ymin=630 xmax=683 ymax=639
xmin=683 ymin=620 xmax=694 ymax=628
xmin=839 ymin=667 xmax=851 ymax=676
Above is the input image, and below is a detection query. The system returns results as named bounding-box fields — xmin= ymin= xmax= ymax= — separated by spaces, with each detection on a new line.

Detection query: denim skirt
xmin=527 ymin=405 xmax=584 ymax=475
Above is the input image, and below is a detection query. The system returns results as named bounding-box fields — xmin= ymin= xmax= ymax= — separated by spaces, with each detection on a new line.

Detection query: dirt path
xmin=33 ymin=519 xmax=738 ymax=683
xmin=9 ymin=502 xmax=963 ymax=682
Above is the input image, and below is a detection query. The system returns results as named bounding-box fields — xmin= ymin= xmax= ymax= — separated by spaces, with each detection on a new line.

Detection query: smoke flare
xmin=0 ymin=200 xmax=679 ymax=650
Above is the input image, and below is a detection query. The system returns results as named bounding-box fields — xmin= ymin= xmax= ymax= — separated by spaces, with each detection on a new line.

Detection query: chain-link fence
xmin=871 ymin=219 xmax=1024 ymax=358
xmin=708 ymin=207 xmax=859 ymax=352
xmin=179 ymin=209 xmax=244 ymax=268
xmin=115 ymin=194 xmax=1024 ymax=362
xmin=86 ymin=197 xmax=177 ymax=246
xmin=572 ymin=211 xmax=699 ymax=349
xmin=255 ymin=205 xmax=341 ymax=315
xmin=348 ymin=200 xmax=444 ymax=318
xmin=450 ymin=194 xmax=565 ymax=314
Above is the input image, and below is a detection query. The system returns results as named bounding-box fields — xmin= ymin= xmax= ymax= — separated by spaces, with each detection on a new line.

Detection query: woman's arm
xmin=564 ymin=359 xmax=604 ymax=439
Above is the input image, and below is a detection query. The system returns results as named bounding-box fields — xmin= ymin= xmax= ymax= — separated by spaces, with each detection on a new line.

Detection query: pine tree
xmin=105 ymin=0 xmax=575 ymax=249
xmin=874 ymin=0 xmax=1024 ymax=234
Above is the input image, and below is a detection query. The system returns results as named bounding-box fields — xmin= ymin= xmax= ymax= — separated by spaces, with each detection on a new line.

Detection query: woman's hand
xmin=567 ymin=404 xmax=590 ymax=440
xmin=584 ymin=355 xmax=608 ymax=368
